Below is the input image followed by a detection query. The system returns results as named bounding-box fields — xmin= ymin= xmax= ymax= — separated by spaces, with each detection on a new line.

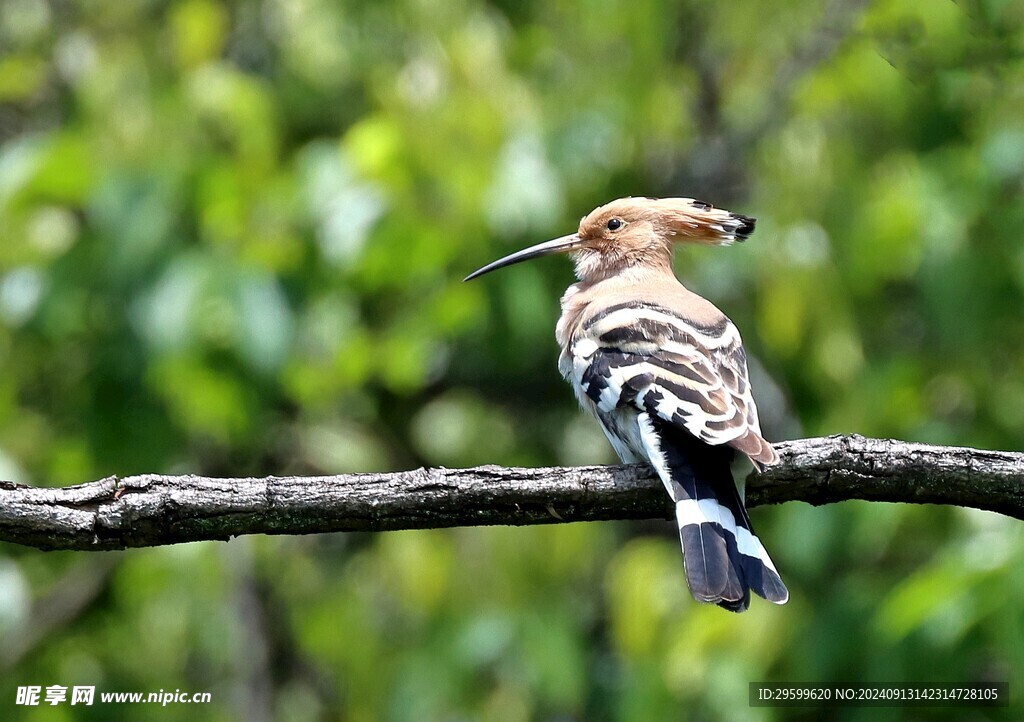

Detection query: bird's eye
xmin=607 ymin=218 xmax=623 ymax=231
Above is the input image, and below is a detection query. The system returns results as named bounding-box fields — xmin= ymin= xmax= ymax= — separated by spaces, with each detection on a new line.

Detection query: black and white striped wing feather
xmin=573 ymin=301 xmax=772 ymax=462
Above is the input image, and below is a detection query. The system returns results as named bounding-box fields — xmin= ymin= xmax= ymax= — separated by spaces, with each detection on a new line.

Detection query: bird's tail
xmin=639 ymin=414 xmax=788 ymax=612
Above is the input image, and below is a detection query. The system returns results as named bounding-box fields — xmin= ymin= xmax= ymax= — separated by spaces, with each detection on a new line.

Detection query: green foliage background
xmin=1 ymin=0 xmax=1023 ymax=719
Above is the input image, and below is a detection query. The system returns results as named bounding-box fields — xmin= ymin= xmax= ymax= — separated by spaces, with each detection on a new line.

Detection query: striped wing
xmin=573 ymin=301 xmax=777 ymax=466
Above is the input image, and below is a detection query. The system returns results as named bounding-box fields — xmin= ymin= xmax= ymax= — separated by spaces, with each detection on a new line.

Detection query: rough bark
xmin=0 ymin=435 xmax=1021 ymax=552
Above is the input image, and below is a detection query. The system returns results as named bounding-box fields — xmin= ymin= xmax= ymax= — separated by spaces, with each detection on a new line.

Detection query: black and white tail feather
xmin=571 ymin=301 xmax=788 ymax=611
xmin=639 ymin=414 xmax=787 ymax=611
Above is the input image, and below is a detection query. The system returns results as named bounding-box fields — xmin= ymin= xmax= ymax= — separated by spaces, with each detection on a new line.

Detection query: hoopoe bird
xmin=465 ymin=197 xmax=788 ymax=612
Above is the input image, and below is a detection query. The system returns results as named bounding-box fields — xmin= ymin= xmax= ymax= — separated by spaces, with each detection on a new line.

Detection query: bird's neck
xmin=571 ymin=245 xmax=674 ymax=284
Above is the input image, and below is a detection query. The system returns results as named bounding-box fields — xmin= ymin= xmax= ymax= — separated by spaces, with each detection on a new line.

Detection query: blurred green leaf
xmin=3 ymin=0 xmax=1024 ymax=718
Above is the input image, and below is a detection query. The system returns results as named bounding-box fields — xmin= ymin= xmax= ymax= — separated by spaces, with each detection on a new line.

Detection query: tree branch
xmin=1 ymin=435 xmax=1021 ymax=552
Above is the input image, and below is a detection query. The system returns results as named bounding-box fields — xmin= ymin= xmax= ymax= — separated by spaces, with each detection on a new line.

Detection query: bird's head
xmin=465 ymin=196 xmax=755 ymax=283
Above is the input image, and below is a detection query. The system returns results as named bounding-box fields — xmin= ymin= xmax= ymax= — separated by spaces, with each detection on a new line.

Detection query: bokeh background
xmin=2 ymin=0 xmax=1023 ymax=719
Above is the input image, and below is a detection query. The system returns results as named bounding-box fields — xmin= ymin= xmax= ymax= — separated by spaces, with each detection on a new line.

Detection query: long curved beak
xmin=463 ymin=233 xmax=583 ymax=282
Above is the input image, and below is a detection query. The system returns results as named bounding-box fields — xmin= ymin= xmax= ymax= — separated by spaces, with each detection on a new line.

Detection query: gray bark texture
xmin=1 ymin=434 xmax=1021 ymax=552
